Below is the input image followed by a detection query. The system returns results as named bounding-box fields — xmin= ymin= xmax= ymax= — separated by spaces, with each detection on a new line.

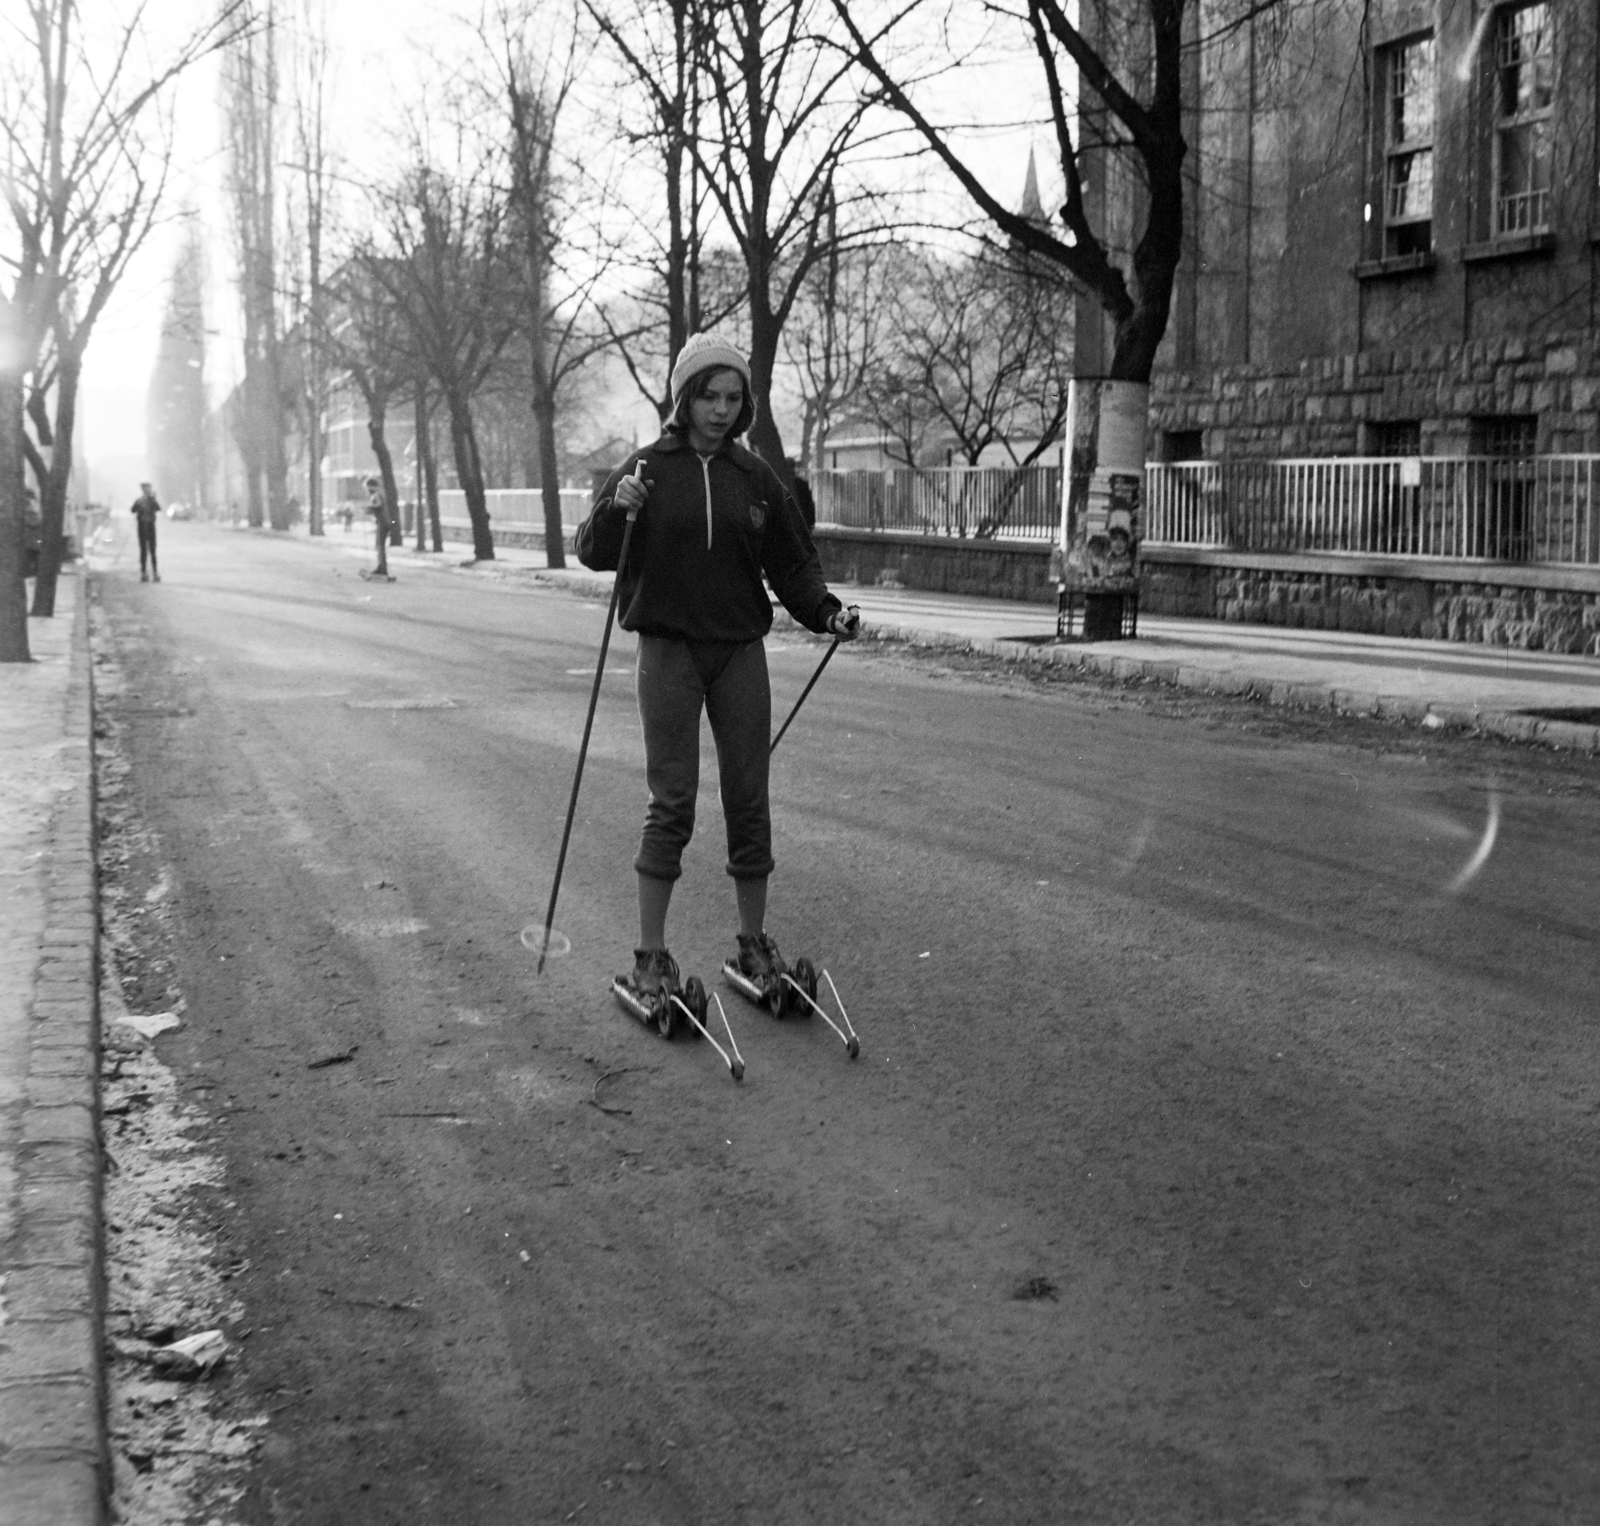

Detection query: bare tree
xmin=0 ymin=0 xmax=248 ymax=620
xmin=146 ymin=220 xmax=208 ymax=512
xmin=590 ymin=0 xmax=893 ymax=483
xmin=484 ymin=3 xmax=615 ymax=569
xmin=583 ymin=0 xmax=723 ymax=419
xmin=868 ymin=245 xmax=1072 ymax=467
xmin=838 ymin=0 xmax=1200 ymax=384
xmin=781 ymin=214 xmax=898 ymax=470
xmin=364 ymin=137 xmax=518 ymax=561
xmin=320 ymin=255 xmax=412 ymax=540
xmin=224 ymin=0 xmax=291 ymax=529
xmin=288 ymin=0 xmax=334 ymax=536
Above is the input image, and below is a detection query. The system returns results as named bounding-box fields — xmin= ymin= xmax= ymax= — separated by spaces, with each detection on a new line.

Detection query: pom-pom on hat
xmin=669 ymin=332 xmax=751 ymax=404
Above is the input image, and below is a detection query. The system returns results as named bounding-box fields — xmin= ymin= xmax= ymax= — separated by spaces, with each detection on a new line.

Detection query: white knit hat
xmin=669 ymin=332 xmax=751 ymax=403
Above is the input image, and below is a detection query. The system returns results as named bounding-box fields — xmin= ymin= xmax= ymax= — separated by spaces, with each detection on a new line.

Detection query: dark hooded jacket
xmin=576 ymin=432 xmax=841 ymax=642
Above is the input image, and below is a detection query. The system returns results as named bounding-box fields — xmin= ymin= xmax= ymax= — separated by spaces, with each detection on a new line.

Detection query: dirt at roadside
xmin=94 ymin=617 xmax=262 ymax=1524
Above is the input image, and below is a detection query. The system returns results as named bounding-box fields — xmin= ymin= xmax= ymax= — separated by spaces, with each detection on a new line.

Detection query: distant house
xmin=570 ymin=436 xmax=635 ymax=495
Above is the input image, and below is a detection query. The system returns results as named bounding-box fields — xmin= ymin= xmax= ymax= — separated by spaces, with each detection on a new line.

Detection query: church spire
xmin=1017 ymin=147 xmax=1046 ymax=227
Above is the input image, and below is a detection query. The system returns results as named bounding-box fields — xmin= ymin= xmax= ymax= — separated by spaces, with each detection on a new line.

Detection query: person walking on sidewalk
xmin=131 ymin=482 xmax=162 ymax=582
xmin=364 ymin=474 xmax=392 ymax=579
xmin=576 ymin=331 xmax=859 ymax=1002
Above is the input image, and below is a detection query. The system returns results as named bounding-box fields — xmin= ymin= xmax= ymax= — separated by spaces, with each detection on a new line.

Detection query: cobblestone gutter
xmin=0 ymin=573 xmax=107 ymax=1526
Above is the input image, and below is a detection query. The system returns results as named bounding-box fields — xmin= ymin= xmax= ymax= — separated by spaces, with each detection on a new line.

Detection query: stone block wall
xmin=812 ymin=530 xmax=1056 ymax=605
xmin=1141 ymin=560 xmax=1600 ymax=653
xmin=1152 ymin=335 xmax=1600 ymax=458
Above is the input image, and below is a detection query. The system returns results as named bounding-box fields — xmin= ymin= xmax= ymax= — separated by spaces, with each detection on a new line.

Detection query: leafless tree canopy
xmin=0 ymin=0 xmax=249 ymax=621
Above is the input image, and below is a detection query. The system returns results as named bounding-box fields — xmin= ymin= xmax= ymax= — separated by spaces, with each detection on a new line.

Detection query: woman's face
xmin=688 ymin=369 xmax=744 ymax=447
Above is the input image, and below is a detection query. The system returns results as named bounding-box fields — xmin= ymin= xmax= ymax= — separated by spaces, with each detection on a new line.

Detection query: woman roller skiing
xmin=575 ymin=332 xmax=859 ymax=1013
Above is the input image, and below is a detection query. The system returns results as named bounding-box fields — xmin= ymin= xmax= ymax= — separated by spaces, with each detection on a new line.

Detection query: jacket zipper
xmin=698 ymin=455 xmax=714 ymax=549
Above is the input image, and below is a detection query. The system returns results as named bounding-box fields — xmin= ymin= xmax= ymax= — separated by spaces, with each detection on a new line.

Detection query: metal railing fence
xmin=813 ymin=465 xmax=1063 ymax=540
xmin=1144 ymin=456 xmax=1600 ymax=566
xmin=436 ymin=487 xmax=591 ymax=533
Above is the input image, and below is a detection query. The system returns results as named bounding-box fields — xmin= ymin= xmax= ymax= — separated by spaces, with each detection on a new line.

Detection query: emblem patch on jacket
xmin=749 ymin=501 xmax=767 ymax=530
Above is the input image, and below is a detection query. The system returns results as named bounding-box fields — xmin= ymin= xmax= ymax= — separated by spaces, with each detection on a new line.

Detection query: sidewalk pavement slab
xmin=0 ymin=570 xmax=107 ymax=1526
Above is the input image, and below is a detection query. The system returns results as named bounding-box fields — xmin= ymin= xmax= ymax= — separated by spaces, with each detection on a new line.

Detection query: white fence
xmin=440 ymin=457 xmax=1600 ymax=569
xmin=813 ymin=466 xmax=1062 ymax=540
xmin=1145 ymin=456 xmax=1600 ymax=566
xmin=436 ymin=487 xmax=592 ymax=536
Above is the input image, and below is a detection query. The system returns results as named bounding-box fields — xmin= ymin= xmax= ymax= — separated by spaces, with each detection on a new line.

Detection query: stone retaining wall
xmin=1142 ymin=559 xmax=1600 ymax=653
xmin=812 ymin=529 xmax=1055 ymax=605
xmin=812 ymin=528 xmax=1600 ymax=653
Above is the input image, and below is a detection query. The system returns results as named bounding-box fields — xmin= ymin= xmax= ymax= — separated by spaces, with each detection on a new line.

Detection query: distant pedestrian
xmin=340 ymin=503 xmax=353 ymax=533
xmin=365 ymin=475 xmax=390 ymax=578
xmin=131 ymin=481 xmax=161 ymax=582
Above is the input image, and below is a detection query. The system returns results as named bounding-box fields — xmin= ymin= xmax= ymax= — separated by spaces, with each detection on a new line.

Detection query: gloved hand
xmin=825 ymin=604 xmax=861 ymax=641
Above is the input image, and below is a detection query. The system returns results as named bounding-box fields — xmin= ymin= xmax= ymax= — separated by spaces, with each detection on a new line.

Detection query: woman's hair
xmin=666 ymin=365 xmax=755 ymax=440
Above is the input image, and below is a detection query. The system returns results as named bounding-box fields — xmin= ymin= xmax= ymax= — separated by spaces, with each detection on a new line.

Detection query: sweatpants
xmin=634 ymin=634 xmax=772 ymax=884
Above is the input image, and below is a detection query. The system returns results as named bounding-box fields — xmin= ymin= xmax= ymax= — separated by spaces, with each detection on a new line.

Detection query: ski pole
xmin=769 ymin=606 xmax=858 ymax=757
xmin=536 ymin=464 xmax=643 ymax=974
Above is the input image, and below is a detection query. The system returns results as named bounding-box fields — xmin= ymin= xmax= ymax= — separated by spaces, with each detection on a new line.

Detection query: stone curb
xmin=0 ymin=576 xmax=107 ymax=1526
xmin=810 ymin=617 xmax=1600 ymax=755
xmin=333 ymin=542 xmax=1600 ymax=754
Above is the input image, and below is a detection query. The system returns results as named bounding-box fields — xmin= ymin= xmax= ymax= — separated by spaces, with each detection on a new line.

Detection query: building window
xmin=1383 ymin=35 xmax=1435 ymax=257
xmin=1473 ymin=413 xmax=1537 ymax=457
xmin=1493 ymin=3 xmax=1553 ymax=236
xmin=1164 ymin=429 xmax=1205 ymax=462
xmin=1371 ymin=420 xmax=1422 ymax=457
xmin=1470 ymin=414 xmax=1537 ymax=560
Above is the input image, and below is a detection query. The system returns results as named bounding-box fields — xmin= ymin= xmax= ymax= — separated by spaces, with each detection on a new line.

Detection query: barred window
xmin=1493 ymin=3 xmax=1553 ymax=236
xmin=1383 ymin=36 xmax=1435 ymax=257
xmin=1372 ymin=420 xmax=1422 ymax=458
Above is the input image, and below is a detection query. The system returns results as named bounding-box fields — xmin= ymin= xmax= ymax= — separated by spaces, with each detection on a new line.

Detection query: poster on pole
xmin=1059 ymin=378 xmax=1149 ymax=593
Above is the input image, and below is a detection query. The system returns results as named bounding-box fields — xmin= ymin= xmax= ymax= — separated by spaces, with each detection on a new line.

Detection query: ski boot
xmin=611 ymin=948 xmax=708 ymax=1041
xmin=721 ymin=932 xmax=817 ymax=1019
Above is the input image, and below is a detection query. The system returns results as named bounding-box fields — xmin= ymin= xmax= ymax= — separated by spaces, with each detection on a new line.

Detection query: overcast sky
xmin=77 ymin=0 xmax=1055 ymax=486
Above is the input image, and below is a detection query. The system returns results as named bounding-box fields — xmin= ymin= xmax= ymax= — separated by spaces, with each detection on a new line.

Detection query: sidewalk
xmin=0 ymin=570 xmax=104 ymax=1525
xmin=355 ymin=531 xmax=1600 ymax=753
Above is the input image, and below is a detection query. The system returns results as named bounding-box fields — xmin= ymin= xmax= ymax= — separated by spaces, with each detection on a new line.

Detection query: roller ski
xmin=612 ymin=949 xmax=745 ymax=1082
xmin=358 ymin=567 xmax=396 ymax=582
xmin=722 ymin=933 xmax=860 ymax=1059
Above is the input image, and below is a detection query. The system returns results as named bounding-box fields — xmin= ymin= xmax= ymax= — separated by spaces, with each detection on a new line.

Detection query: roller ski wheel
xmin=789 ymin=957 xmax=819 ymax=1018
xmin=681 ymin=976 xmax=709 ymax=1039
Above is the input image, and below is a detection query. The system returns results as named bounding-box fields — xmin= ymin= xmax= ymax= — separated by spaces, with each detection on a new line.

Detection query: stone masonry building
xmin=1074 ymin=0 xmax=1600 ymax=650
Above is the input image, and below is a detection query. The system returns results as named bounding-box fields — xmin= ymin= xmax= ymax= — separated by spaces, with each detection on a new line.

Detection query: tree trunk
xmin=365 ymin=398 xmax=400 ymax=537
xmin=414 ymin=386 xmax=440 ymax=552
xmin=306 ymin=386 xmax=324 ymax=536
xmin=744 ymin=301 xmax=793 ymax=493
xmin=265 ymin=335 xmax=292 ymax=532
xmin=30 ymin=346 xmax=83 ymax=619
xmin=0 ymin=364 xmax=29 ymax=661
xmin=445 ymin=388 xmax=494 ymax=561
xmin=531 ymin=387 xmax=565 ymax=570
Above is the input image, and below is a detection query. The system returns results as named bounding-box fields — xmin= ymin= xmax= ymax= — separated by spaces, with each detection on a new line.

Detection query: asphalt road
xmin=96 ymin=522 xmax=1600 ymax=1525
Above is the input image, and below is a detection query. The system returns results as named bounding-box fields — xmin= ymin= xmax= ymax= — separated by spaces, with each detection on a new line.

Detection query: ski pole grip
xmin=624 ymin=459 xmax=645 ymax=523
